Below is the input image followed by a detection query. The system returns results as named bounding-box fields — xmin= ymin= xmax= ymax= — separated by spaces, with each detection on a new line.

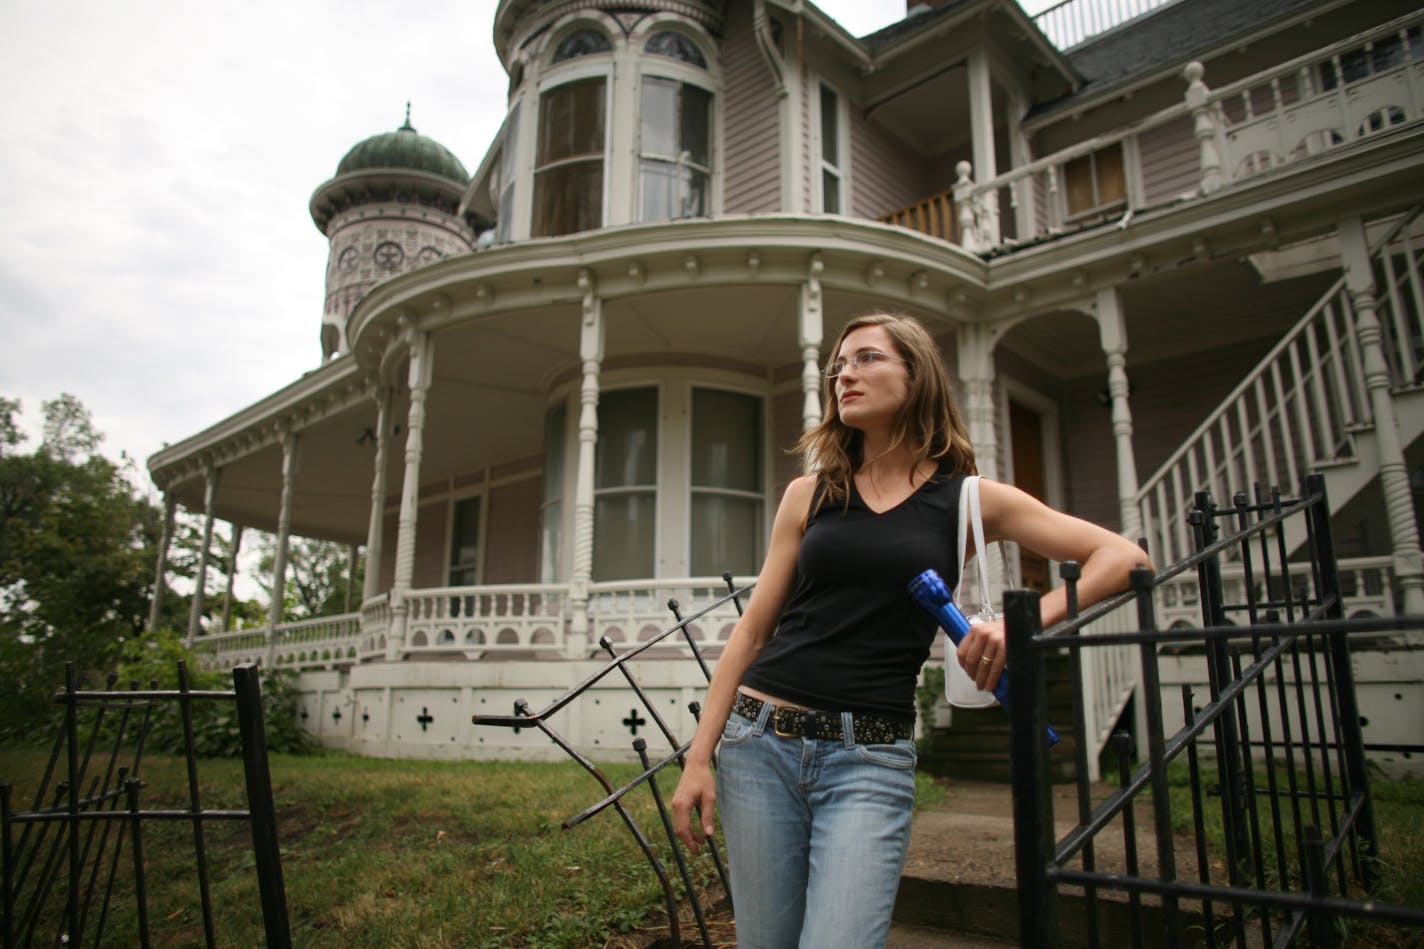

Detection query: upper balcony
xmin=883 ymin=10 xmax=1424 ymax=256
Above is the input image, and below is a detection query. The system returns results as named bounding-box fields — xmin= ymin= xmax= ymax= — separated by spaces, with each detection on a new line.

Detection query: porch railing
xmin=1135 ymin=206 xmax=1424 ymax=568
xmin=1030 ymin=0 xmax=1173 ymax=51
xmin=951 ymin=12 xmax=1424 ymax=253
xmin=1008 ymin=476 xmax=1424 ymax=946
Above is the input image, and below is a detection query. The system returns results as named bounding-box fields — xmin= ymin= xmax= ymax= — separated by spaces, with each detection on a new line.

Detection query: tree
xmin=0 ymin=395 xmax=157 ymax=737
xmin=254 ymin=536 xmax=364 ymax=620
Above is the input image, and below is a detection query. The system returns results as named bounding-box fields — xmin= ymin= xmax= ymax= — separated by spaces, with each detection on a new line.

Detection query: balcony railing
xmin=190 ymin=563 xmax=1396 ymax=674
xmin=1030 ymin=0 xmax=1174 ymax=51
xmin=949 ymin=12 xmax=1424 ymax=254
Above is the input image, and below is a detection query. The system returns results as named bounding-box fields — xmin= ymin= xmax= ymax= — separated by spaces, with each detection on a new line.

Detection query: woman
xmin=670 ymin=312 xmax=1148 ymax=948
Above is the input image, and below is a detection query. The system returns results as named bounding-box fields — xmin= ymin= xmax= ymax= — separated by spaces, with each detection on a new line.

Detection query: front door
xmin=1009 ymin=399 xmax=1051 ymax=594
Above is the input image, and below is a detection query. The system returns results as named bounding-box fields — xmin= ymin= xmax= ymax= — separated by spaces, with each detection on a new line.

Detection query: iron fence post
xmin=1132 ymin=566 xmax=1180 ymax=946
xmin=233 ymin=664 xmax=293 ymax=949
xmin=1305 ymin=473 xmax=1379 ymax=888
xmin=1006 ymin=588 xmax=1054 ymax=948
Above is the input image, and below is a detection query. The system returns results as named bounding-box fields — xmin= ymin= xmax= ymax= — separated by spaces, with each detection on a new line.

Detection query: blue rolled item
xmin=908 ymin=568 xmax=1061 ymax=747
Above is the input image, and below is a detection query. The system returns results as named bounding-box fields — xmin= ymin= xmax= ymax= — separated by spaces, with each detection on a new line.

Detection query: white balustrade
xmin=401 ymin=584 xmax=570 ymax=657
xmin=588 ymin=576 xmax=753 ymax=656
xmin=1135 ymin=208 xmax=1424 ymax=567
xmin=955 ymin=12 xmax=1423 ymax=253
xmin=1031 ymin=0 xmax=1172 ymax=51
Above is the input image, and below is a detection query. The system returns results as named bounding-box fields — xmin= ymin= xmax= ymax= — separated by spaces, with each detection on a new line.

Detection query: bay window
xmin=533 ymin=76 xmax=606 ymax=237
xmin=594 ymin=388 xmax=659 ymax=581
xmin=690 ymin=389 xmax=763 ymax=577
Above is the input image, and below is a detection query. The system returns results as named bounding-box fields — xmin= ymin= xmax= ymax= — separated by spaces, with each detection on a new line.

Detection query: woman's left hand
xmin=957 ymin=616 xmax=1006 ymax=693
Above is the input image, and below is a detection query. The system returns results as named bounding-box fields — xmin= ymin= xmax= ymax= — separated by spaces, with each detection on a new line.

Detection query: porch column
xmin=266 ymin=428 xmax=299 ymax=666
xmin=388 ymin=327 xmax=435 ymax=660
xmin=568 ymin=269 xmax=604 ymax=656
xmin=966 ymin=48 xmax=999 ymax=244
xmin=221 ymin=523 xmax=243 ymax=632
xmin=799 ymin=254 xmax=825 ymax=433
xmin=362 ymin=385 xmax=393 ymax=604
xmin=1006 ymin=89 xmax=1035 ymax=241
xmin=187 ymin=462 xmax=221 ymax=644
xmin=1339 ymin=218 xmax=1424 ymax=613
xmin=956 ymin=323 xmax=999 ymax=482
xmin=957 ymin=321 xmax=1003 ymax=593
xmin=146 ymin=491 xmax=177 ymax=631
xmin=1095 ymin=288 xmax=1144 ymax=543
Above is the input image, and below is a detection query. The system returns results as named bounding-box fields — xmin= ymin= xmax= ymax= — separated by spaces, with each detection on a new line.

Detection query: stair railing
xmin=1136 ymin=207 xmax=1424 ymax=568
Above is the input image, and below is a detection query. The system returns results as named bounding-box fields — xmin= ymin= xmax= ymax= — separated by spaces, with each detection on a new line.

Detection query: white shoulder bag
xmin=944 ymin=475 xmax=1009 ymax=709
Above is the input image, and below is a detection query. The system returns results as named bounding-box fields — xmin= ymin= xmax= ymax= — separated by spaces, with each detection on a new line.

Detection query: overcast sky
xmin=0 ymin=1 xmax=1052 ymax=486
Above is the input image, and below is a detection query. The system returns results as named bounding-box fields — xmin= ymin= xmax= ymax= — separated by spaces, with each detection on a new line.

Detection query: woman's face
xmin=833 ymin=324 xmax=911 ymax=432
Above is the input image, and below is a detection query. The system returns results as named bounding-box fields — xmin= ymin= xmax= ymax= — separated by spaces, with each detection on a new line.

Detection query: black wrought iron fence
xmin=472 ymin=574 xmax=745 ymax=949
xmin=0 ymin=662 xmax=290 ymax=949
xmin=1007 ymin=473 xmax=1424 ymax=947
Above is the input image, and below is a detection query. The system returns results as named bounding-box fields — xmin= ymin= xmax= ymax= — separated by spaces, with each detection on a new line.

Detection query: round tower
xmin=310 ymin=107 xmax=478 ymax=359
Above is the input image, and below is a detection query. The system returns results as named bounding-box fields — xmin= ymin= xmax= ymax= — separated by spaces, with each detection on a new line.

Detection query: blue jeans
xmin=715 ymin=702 xmax=917 ymax=949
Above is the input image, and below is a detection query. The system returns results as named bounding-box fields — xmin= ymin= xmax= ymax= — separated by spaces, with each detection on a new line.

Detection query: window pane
xmin=641 ymin=78 xmax=678 ymax=158
xmin=596 ymin=388 xmax=658 ymax=488
xmin=645 ymin=31 xmax=706 ymax=68
xmin=691 ymin=495 xmax=759 ymax=576
xmin=538 ymin=78 xmax=606 ymax=164
xmin=820 ymin=85 xmax=839 ymax=165
xmin=449 ymin=496 xmax=481 ymax=581
xmin=532 ymin=160 xmax=604 ymax=237
xmin=1063 ymin=153 xmax=1096 ymax=215
xmin=553 ymin=28 xmax=611 ymax=63
xmin=594 ymin=493 xmax=656 ymax=580
xmin=680 ymin=85 xmax=711 ymax=166
xmin=539 ymin=501 xmax=561 ymax=583
xmin=822 ymin=169 xmax=840 ymax=214
xmin=640 ymin=161 xmax=678 ymax=220
xmin=692 ymin=389 xmax=761 ymax=491
xmin=543 ymin=403 xmax=566 ymax=502
xmin=1096 ymin=146 xmax=1126 ymax=207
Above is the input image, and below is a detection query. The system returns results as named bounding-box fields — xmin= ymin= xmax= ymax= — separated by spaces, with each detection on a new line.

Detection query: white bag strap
xmin=954 ymin=476 xmax=994 ymax=617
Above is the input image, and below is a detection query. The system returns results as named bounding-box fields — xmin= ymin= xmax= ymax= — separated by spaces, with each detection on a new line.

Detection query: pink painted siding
xmin=1138 ymin=115 xmax=1199 ymax=206
xmin=850 ymin=111 xmax=929 ymax=220
xmin=484 ymin=477 xmax=541 ymax=584
xmin=720 ymin=2 xmax=782 ymax=214
xmin=413 ymin=501 xmax=447 ymax=588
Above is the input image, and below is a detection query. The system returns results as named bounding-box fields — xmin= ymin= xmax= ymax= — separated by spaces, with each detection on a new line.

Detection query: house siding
xmin=720 ymin=2 xmax=782 ymax=214
xmin=485 ymin=475 xmax=541 ymax=584
xmin=1138 ymin=114 xmax=1200 ymax=206
xmin=850 ymin=111 xmax=929 ymax=221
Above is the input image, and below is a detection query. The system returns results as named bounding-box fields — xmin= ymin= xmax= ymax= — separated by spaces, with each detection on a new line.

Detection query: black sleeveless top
xmin=741 ymin=466 xmax=966 ymax=722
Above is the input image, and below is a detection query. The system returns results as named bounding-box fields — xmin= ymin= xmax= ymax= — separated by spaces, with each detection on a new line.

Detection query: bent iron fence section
xmin=1008 ymin=474 xmax=1424 ymax=947
xmin=472 ymin=576 xmax=748 ymax=949
xmin=0 ymin=662 xmax=290 ymax=949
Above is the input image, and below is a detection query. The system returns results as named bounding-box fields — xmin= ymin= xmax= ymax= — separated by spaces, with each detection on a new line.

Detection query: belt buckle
xmin=772 ymin=708 xmax=799 ymax=738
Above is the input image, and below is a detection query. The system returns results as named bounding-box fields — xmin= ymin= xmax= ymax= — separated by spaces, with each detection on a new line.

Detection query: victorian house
xmin=148 ymin=0 xmax=1424 ymax=775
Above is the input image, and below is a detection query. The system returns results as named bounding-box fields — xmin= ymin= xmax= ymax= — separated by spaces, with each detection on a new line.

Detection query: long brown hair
xmin=795 ymin=311 xmax=976 ymax=511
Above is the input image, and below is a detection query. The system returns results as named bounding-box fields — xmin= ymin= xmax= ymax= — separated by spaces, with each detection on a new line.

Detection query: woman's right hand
xmin=670 ymin=759 xmax=717 ymax=854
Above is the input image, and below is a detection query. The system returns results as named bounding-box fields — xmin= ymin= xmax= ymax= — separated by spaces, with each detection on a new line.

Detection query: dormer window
xmin=645 ymin=31 xmax=707 ymax=68
xmin=553 ymin=28 xmax=611 ymax=63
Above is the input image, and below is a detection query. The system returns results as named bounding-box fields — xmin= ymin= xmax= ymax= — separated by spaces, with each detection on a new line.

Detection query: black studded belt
xmin=732 ymin=691 xmax=913 ymax=744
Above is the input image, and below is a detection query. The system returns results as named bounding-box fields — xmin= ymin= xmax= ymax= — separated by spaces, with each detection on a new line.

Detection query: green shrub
xmin=113 ymin=629 xmax=313 ymax=757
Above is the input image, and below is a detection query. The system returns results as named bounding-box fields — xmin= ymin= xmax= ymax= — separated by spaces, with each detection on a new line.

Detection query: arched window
xmin=533 ymin=77 xmax=606 ymax=236
xmin=645 ymin=31 xmax=706 ymax=68
xmin=639 ymin=77 xmax=711 ymax=221
xmin=553 ymin=28 xmax=611 ymax=63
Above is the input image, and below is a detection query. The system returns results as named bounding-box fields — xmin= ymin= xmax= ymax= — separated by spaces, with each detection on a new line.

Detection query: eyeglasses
xmin=823 ymin=350 xmax=905 ymax=378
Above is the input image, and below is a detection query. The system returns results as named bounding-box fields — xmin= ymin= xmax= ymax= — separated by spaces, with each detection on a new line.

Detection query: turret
xmin=309 ymin=106 xmax=480 ymax=359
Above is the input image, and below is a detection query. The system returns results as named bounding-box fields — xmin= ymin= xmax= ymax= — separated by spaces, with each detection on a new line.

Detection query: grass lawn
xmin=1 ymin=746 xmax=945 ymax=948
